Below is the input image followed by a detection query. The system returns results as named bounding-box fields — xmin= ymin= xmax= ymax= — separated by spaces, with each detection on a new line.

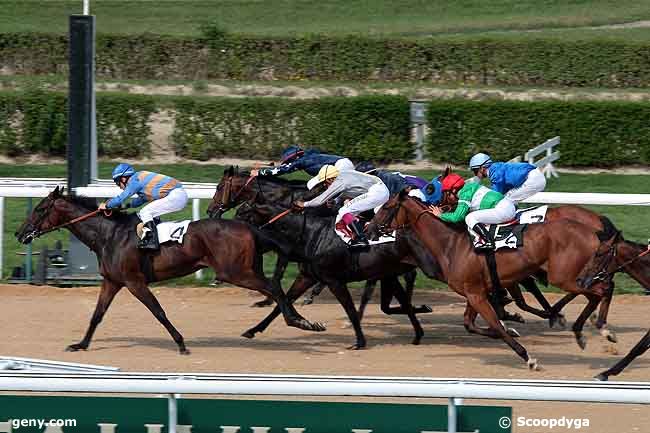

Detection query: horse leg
xmin=596 ymin=330 xmax=650 ymax=381
xmin=66 ymin=279 xmax=122 ymax=352
xmin=381 ymin=277 xmax=424 ymax=345
xmin=572 ymin=294 xmax=601 ymax=350
xmin=242 ymin=273 xmax=319 ymax=338
xmin=467 ymin=292 xmax=538 ymax=370
xmin=592 ymin=281 xmax=617 ymax=343
xmin=520 ymin=277 xmax=567 ymax=328
xmin=126 ymin=284 xmax=189 ymax=354
xmin=328 ymin=281 xmax=366 ymax=350
xmin=463 ymin=303 xmax=520 ymax=339
xmin=548 ymin=293 xmax=578 ymax=328
xmin=251 ymin=254 xmax=288 ymax=308
xmin=303 ymin=282 xmax=326 ymax=305
xmin=358 ymin=280 xmax=376 ymax=322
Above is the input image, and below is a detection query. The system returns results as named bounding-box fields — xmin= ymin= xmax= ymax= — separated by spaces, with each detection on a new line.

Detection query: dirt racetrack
xmin=1 ymin=284 xmax=649 ymax=432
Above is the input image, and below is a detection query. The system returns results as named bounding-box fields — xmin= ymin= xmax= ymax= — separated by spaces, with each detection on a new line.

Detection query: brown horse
xmin=15 ymin=186 xmax=325 ymax=354
xmin=370 ymin=190 xmax=617 ymax=369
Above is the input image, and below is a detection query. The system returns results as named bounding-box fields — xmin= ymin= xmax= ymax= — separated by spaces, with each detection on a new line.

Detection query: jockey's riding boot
xmin=348 ymin=220 xmax=370 ymax=248
xmin=138 ymin=221 xmax=159 ymax=251
xmin=473 ymin=223 xmax=495 ymax=251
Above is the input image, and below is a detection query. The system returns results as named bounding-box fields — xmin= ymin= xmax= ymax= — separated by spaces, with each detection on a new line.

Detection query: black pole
xmin=68 ymin=15 xmax=96 ymax=192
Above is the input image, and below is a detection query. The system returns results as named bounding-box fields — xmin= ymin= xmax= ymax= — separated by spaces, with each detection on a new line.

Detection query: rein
xmin=260 ymin=209 xmax=292 ymax=229
xmin=38 ymin=209 xmax=111 ymax=237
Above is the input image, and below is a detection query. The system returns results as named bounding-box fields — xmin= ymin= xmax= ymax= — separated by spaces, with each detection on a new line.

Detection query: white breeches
xmin=138 ymin=188 xmax=188 ymax=223
xmin=505 ymin=168 xmax=546 ymax=203
xmin=335 ymin=183 xmax=390 ymax=223
xmin=465 ymin=198 xmax=516 ymax=229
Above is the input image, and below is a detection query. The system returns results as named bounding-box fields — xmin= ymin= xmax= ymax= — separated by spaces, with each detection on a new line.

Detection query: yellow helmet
xmin=307 ymin=165 xmax=340 ymax=190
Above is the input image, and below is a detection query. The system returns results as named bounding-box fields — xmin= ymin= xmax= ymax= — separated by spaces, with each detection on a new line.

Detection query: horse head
xmin=576 ymin=230 xmax=622 ymax=291
xmin=208 ymin=165 xmax=252 ymax=218
xmin=15 ymin=186 xmax=68 ymax=244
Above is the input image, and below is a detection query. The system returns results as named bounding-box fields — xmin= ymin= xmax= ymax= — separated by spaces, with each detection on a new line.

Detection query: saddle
xmin=136 ymin=220 xmax=191 ymax=245
xmin=470 ymin=205 xmax=548 ymax=251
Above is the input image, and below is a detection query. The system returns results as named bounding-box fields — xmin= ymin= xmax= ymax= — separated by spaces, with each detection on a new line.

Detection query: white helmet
xmin=469 ymin=153 xmax=492 ymax=170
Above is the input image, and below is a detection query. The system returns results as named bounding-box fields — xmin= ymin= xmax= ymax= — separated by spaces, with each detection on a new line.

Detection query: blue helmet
xmin=111 ymin=163 xmax=135 ymax=183
xmin=420 ymin=177 xmax=442 ymax=205
xmin=469 ymin=153 xmax=492 ymax=170
xmin=280 ymin=145 xmax=305 ymax=164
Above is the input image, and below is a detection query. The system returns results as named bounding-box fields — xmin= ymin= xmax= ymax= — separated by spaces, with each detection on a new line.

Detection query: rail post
xmin=447 ymin=397 xmax=457 ymax=433
xmin=192 ymin=199 xmax=202 ymax=280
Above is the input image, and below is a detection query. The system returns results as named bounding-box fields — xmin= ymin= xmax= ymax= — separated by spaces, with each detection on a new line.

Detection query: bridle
xmin=373 ymin=197 xmax=434 ymax=237
xmin=213 ymin=174 xmax=257 ymax=215
xmin=23 ymin=198 xmax=111 ymax=240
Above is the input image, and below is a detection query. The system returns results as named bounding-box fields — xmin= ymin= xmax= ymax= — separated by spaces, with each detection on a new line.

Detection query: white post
xmin=192 ymin=199 xmax=203 ymax=280
xmin=447 ymin=397 xmax=457 ymax=433
xmin=168 ymin=393 xmax=178 ymax=433
xmin=83 ymin=0 xmax=89 ymax=15
xmin=0 ymin=197 xmax=4 ymax=280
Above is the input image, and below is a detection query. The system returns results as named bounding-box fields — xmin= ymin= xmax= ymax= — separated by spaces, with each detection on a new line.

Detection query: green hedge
xmin=0 ymin=91 xmax=412 ymax=161
xmin=3 ymin=32 xmax=650 ymax=87
xmin=172 ymin=95 xmax=411 ymax=161
xmin=0 ymin=90 xmax=156 ymax=157
xmin=426 ymin=99 xmax=650 ymax=167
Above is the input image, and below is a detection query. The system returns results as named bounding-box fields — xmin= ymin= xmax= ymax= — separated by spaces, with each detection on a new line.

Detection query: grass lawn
xmin=2 ymin=0 xmax=650 ymax=38
xmin=2 ymin=162 xmax=650 ymax=294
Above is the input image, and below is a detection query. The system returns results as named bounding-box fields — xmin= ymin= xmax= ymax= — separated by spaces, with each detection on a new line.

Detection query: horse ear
xmin=224 ymin=166 xmax=233 ymax=176
xmin=60 ymin=186 xmax=66 ymax=195
xmin=442 ymin=166 xmax=452 ymax=179
xmin=51 ymin=186 xmax=60 ymax=197
xmin=398 ymin=189 xmax=409 ymax=200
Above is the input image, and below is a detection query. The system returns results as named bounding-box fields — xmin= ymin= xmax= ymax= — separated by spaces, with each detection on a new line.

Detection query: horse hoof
xmin=527 ymin=358 xmax=540 ymax=371
xmin=594 ymin=373 xmax=609 ymax=381
xmin=600 ymin=328 xmax=618 ymax=343
xmin=65 ymin=343 xmax=87 ymax=352
xmin=302 ymin=298 xmax=314 ymax=306
xmin=312 ymin=321 xmax=327 ymax=332
xmin=180 ymin=348 xmax=191 ymax=355
xmin=347 ymin=342 xmax=366 ymax=350
xmin=506 ymin=313 xmax=525 ymax=324
xmin=241 ymin=330 xmax=256 ymax=339
xmin=507 ymin=328 xmax=521 ymax=338
xmin=557 ymin=314 xmax=568 ymax=329
xmin=576 ymin=334 xmax=587 ymax=350
xmin=589 ymin=313 xmax=598 ymax=325
xmin=251 ymin=299 xmax=273 ymax=308
xmin=420 ymin=305 xmax=433 ymax=313
xmin=412 ymin=337 xmax=422 ymax=345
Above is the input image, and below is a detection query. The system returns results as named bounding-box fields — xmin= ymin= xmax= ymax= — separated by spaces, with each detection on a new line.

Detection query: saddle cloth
xmin=470 ymin=205 xmax=548 ymax=251
xmin=334 ymin=222 xmax=396 ymax=246
xmin=157 ymin=220 xmax=191 ymax=244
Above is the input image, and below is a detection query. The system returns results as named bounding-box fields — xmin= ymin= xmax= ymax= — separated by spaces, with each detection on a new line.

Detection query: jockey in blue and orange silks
xmin=99 ymin=163 xmax=188 ymax=250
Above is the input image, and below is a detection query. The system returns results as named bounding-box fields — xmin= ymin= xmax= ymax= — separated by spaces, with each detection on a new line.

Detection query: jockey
xmin=99 ymin=163 xmax=188 ymax=251
xmin=429 ymin=172 xmax=515 ymax=250
xmin=252 ymin=145 xmax=354 ymax=186
xmin=355 ymin=162 xmax=434 ymax=202
xmin=410 ymin=177 xmax=443 ymax=205
xmin=293 ymin=165 xmax=389 ymax=248
xmin=469 ymin=153 xmax=546 ymax=203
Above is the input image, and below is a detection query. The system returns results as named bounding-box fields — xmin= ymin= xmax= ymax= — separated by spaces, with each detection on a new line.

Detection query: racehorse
xmin=208 ymin=166 xmax=425 ymax=320
xmin=369 ymin=189 xmax=618 ymax=369
xmin=234 ymin=200 xmax=443 ymax=348
xmin=14 ymin=186 xmax=324 ymax=354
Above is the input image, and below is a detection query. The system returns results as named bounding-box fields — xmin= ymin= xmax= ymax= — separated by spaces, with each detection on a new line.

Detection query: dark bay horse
xmin=208 ymin=166 xmax=424 ymax=318
xmin=234 ymin=199 xmax=444 ymax=348
xmin=370 ymin=191 xmax=618 ymax=369
xmin=15 ymin=186 xmax=324 ymax=354
xmin=596 ymin=331 xmax=650 ymax=380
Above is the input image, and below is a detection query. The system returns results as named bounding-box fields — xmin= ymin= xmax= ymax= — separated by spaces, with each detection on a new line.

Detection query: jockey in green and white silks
xmin=433 ymin=172 xmax=515 ymax=250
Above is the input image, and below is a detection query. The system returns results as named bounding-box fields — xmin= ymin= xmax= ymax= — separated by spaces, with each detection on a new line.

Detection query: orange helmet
xmin=441 ymin=173 xmax=465 ymax=192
